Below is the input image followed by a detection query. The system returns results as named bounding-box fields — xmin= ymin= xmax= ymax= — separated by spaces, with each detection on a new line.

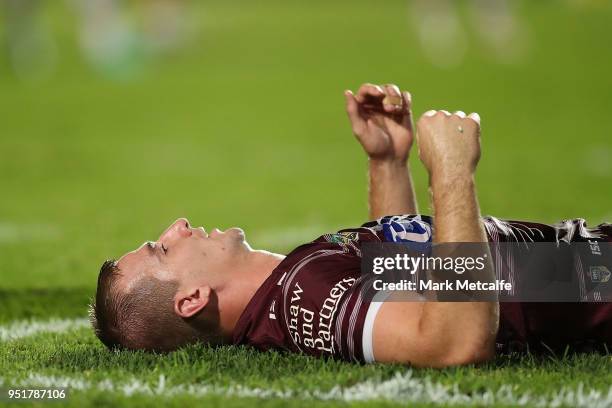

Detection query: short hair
xmin=89 ymin=260 xmax=221 ymax=352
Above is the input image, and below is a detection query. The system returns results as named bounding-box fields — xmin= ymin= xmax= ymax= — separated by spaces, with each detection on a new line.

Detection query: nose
xmin=159 ymin=218 xmax=192 ymax=242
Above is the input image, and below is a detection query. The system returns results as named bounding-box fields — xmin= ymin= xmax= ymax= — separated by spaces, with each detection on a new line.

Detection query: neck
xmin=216 ymin=249 xmax=284 ymax=341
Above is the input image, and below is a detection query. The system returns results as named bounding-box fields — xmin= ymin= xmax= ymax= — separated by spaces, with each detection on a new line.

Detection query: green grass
xmin=1 ymin=0 xmax=611 ymax=406
xmin=1 ymin=327 xmax=611 ymax=407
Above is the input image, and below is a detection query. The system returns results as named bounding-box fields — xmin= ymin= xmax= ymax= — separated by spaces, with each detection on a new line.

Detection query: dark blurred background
xmin=1 ymin=0 xmax=610 ymax=296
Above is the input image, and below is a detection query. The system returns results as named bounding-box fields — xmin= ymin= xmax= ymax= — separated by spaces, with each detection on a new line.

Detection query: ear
xmin=174 ymin=286 xmax=211 ymax=318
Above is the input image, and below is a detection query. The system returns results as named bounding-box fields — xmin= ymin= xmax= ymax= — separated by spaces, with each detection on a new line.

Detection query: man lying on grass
xmin=91 ymin=83 xmax=611 ymax=367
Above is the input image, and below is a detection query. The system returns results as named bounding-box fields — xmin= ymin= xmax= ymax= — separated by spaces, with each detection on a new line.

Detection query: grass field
xmin=1 ymin=0 xmax=611 ymax=406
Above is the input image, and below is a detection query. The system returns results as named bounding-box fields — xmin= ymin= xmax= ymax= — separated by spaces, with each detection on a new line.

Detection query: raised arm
xmin=416 ymin=110 xmax=498 ymax=361
xmin=344 ymin=83 xmax=418 ymax=219
xmin=372 ymin=110 xmax=499 ymax=368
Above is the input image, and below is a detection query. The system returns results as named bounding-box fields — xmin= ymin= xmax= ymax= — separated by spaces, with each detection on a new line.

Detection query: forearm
xmin=420 ymin=173 xmax=498 ymax=364
xmin=368 ymin=160 xmax=417 ymax=220
xmin=431 ymin=174 xmax=485 ymax=243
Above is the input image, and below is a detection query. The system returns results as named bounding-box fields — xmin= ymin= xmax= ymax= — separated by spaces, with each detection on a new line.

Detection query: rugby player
xmin=90 ymin=83 xmax=611 ymax=367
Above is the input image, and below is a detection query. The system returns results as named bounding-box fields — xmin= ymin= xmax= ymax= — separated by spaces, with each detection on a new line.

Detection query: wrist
xmin=430 ymin=170 xmax=475 ymax=190
xmin=368 ymin=157 xmax=408 ymax=170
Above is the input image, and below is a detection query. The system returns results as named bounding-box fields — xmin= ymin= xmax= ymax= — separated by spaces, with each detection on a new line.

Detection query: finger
xmin=344 ymin=90 xmax=366 ymax=133
xmin=400 ymin=91 xmax=413 ymax=128
xmin=468 ymin=112 xmax=481 ymax=125
xmin=382 ymin=84 xmax=403 ymax=112
xmin=383 ymin=84 xmax=401 ymax=98
xmin=344 ymin=90 xmax=359 ymax=116
xmin=355 ymin=83 xmax=385 ymax=103
xmin=422 ymin=110 xmax=437 ymax=118
xmin=384 ymin=116 xmax=408 ymax=135
xmin=402 ymin=91 xmax=412 ymax=110
xmin=439 ymin=110 xmax=451 ymax=117
xmin=454 ymin=111 xmax=466 ymax=118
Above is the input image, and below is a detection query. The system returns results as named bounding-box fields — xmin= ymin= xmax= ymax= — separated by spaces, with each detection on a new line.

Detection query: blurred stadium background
xmin=0 ymin=1 xmax=611 ymax=405
xmin=2 ymin=0 xmax=611 ymax=291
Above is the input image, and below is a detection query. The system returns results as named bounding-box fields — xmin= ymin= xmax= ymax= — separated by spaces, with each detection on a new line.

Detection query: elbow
xmin=408 ymin=332 xmax=496 ymax=368
xmin=442 ymin=342 xmax=495 ymax=367
xmin=437 ymin=334 xmax=496 ymax=367
xmin=392 ymin=304 xmax=500 ymax=368
xmin=424 ymin=305 xmax=500 ymax=367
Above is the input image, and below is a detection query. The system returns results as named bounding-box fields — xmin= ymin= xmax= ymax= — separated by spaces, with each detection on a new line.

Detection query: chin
xmin=228 ymin=227 xmax=245 ymax=238
xmin=231 ymin=228 xmax=252 ymax=249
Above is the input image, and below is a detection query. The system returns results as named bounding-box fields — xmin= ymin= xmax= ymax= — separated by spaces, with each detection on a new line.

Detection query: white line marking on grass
xmin=0 ymin=318 xmax=89 ymax=342
xmin=2 ymin=317 xmax=611 ymax=406
xmin=3 ymin=372 xmax=612 ymax=407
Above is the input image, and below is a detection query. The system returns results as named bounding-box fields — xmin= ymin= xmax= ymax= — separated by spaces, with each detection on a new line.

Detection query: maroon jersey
xmin=232 ymin=215 xmax=612 ymax=361
xmin=232 ymin=225 xmax=384 ymax=362
xmin=484 ymin=218 xmax=612 ymax=352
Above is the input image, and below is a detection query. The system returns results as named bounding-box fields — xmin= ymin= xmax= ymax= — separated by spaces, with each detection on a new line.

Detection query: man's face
xmin=116 ymin=218 xmax=249 ymax=293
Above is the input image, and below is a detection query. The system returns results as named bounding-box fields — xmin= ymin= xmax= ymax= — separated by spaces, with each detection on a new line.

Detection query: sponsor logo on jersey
xmin=588 ymin=266 xmax=610 ymax=283
xmin=326 ymin=232 xmax=359 ymax=244
xmin=588 ymin=240 xmax=602 ymax=256
xmin=269 ymin=300 xmax=276 ymax=320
